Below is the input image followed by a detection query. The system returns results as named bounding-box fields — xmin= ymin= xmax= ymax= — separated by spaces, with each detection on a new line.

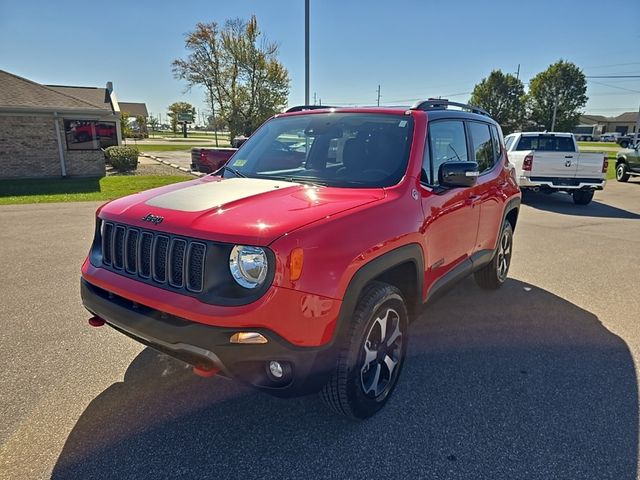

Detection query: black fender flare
xmin=332 ymin=243 xmax=424 ymax=344
xmin=497 ymin=196 xmax=521 ymax=240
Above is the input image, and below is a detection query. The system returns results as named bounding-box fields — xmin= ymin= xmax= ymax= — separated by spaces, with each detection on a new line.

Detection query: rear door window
xmin=468 ymin=122 xmax=495 ymax=173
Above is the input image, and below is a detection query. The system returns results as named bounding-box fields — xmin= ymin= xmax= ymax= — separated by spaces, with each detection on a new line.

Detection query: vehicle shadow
xmin=522 ymin=190 xmax=640 ymax=219
xmin=52 ymin=279 xmax=638 ymax=479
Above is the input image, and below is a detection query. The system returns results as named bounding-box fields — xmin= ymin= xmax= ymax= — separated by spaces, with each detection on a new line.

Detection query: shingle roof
xmin=0 ymin=70 xmax=108 ymax=112
xmin=46 ymin=85 xmax=112 ymax=110
xmin=612 ymin=111 xmax=638 ymax=123
xmin=580 ymin=114 xmax=608 ymax=123
xmin=581 ymin=112 xmax=638 ymax=124
xmin=118 ymin=102 xmax=149 ymax=117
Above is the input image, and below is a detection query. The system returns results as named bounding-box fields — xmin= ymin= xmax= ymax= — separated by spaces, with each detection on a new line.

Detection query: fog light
xmin=266 ymin=360 xmax=292 ymax=383
xmin=269 ymin=361 xmax=284 ymax=379
xmin=230 ymin=332 xmax=268 ymax=344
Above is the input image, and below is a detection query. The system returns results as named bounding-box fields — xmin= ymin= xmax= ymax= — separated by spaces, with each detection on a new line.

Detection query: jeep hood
xmin=99 ymin=176 xmax=385 ymax=245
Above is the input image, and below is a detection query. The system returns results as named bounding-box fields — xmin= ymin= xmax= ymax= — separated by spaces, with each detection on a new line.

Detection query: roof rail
xmin=410 ymin=99 xmax=491 ymax=117
xmin=284 ymin=105 xmax=335 ymax=113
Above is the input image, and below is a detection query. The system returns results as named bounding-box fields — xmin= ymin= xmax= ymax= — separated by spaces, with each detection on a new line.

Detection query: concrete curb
xmin=140 ymin=153 xmax=204 ymax=177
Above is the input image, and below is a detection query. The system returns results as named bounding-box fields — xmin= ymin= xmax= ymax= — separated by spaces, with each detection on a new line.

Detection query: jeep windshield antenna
xmin=448 ymin=144 xmax=462 ymax=161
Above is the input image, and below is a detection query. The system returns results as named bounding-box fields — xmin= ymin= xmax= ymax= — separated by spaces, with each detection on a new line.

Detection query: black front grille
xmin=100 ymin=222 xmax=206 ymax=292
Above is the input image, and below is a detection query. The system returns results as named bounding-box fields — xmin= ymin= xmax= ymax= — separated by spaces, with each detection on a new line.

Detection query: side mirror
xmin=439 ymin=161 xmax=479 ymax=188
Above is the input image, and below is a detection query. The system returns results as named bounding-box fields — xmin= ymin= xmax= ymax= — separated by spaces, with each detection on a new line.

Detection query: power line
xmin=585 ymin=62 xmax=640 ymax=68
xmin=586 ymin=75 xmax=640 ymax=79
xmin=588 ymin=80 xmax=640 ymax=94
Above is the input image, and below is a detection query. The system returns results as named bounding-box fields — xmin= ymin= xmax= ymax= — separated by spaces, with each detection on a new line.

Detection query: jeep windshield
xmin=222 ymin=112 xmax=414 ymax=188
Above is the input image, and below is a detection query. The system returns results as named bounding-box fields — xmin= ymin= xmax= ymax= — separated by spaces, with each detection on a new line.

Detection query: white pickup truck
xmin=503 ymin=132 xmax=607 ymax=205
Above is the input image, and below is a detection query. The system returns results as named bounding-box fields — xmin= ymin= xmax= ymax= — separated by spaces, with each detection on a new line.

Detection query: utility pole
xmin=516 ymin=64 xmax=520 ymax=81
xmin=377 ymin=85 xmax=381 ymax=106
xmin=313 ymin=92 xmax=317 ymax=105
xmin=305 ymin=0 xmax=310 ymax=105
xmin=634 ymin=102 xmax=640 ymax=145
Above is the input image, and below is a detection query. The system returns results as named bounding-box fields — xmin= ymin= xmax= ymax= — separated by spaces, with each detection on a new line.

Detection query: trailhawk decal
xmin=145 ymin=177 xmax=299 ymax=212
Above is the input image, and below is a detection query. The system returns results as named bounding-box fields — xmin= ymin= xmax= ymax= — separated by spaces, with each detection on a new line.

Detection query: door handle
xmin=466 ymin=194 xmax=481 ymax=206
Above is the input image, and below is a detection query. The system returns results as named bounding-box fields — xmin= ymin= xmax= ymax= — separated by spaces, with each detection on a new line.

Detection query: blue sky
xmin=1 ymin=0 xmax=639 ymax=123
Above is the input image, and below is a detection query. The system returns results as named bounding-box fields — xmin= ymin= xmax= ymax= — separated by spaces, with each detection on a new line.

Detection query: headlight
xmin=229 ymin=245 xmax=268 ymax=289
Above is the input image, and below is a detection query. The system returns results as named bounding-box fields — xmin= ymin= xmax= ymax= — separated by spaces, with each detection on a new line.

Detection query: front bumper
xmin=81 ymin=279 xmax=339 ymax=396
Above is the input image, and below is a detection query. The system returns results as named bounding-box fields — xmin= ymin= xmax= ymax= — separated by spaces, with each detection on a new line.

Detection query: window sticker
xmin=233 ymin=159 xmax=247 ymax=167
xmin=398 ymin=120 xmax=407 ymax=128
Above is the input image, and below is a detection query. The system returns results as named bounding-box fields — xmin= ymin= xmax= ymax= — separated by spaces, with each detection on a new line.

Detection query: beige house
xmin=580 ymin=111 xmax=640 ymax=135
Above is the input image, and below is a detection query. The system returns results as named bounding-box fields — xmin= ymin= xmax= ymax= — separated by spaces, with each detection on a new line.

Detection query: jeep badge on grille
xmin=142 ymin=213 xmax=164 ymax=225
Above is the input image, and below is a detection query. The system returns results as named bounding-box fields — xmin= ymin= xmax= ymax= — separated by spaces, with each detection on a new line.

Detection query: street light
xmin=305 ymin=0 xmax=310 ymax=106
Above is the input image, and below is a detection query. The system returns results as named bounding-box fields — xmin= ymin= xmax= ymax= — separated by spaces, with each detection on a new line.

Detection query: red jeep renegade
xmin=81 ymin=100 xmax=521 ymax=419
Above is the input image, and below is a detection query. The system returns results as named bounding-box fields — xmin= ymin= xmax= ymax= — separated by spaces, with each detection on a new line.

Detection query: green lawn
xmin=139 ymin=142 xmax=232 ymax=152
xmin=138 ymin=144 xmax=209 ymax=152
xmin=0 ymin=176 xmax=190 ymax=205
xmin=606 ymin=153 xmax=618 ymax=180
xmin=149 ymin=131 xmax=231 ymax=139
xmin=577 ymin=141 xmax=618 ymax=149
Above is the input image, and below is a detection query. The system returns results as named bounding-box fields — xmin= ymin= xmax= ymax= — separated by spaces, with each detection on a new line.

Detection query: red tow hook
xmin=88 ymin=316 xmax=105 ymax=327
xmin=193 ymin=366 xmax=220 ymax=378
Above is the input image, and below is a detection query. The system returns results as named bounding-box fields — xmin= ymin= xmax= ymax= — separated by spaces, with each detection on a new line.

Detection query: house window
xmin=64 ymin=120 xmax=117 ymax=150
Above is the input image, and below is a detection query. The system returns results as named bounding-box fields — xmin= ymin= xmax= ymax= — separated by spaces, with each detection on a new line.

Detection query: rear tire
xmin=474 ymin=221 xmax=513 ymax=290
xmin=620 ymin=140 xmax=629 ymax=149
xmin=320 ymin=282 xmax=408 ymax=419
xmin=616 ymin=163 xmax=630 ymax=182
xmin=572 ymin=189 xmax=594 ymax=205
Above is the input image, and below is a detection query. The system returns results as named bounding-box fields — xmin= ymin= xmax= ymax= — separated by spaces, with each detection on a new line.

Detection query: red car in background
xmin=191 ymin=147 xmax=237 ymax=173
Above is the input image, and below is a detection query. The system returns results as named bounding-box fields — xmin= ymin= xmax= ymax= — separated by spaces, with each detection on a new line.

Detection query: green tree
xmin=527 ymin=60 xmax=588 ymax=131
xmin=469 ymin=70 xmax=525 ymax=134
xmin=119 ymin=110 xmax=132 ymax=139
xmin=147 ymin=116 xmax=159 ymax=137
xmin=167 ymin=102 xmax=195 ymax=134
xmin=136 ymin=115 xmax=147 ymax=138
xmin=172 ymin=15 xmax=290 ymax=141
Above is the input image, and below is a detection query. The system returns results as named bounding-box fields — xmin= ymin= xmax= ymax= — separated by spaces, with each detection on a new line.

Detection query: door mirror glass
xmin=439 ymin=161 xmax=479 ymax=188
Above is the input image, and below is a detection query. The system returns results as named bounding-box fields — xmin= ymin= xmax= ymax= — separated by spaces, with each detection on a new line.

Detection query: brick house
xmin=0 ymin=70 xmax=121 ymax=179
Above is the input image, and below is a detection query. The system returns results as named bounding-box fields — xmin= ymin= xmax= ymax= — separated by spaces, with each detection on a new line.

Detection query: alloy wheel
xmin=496 ymin=229 xmax=512 ymax=281
xmin=360 ymin=307 xmax=403 ymax=399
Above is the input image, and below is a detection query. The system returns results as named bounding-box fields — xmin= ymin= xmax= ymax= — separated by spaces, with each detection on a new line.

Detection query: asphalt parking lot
xmin=0 ymin=181 xmax=639 ymax=479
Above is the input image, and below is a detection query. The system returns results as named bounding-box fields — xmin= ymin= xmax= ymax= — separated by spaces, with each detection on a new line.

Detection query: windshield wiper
xmin=260 ymin=175 xmax=327 ymax=187
xmin=221 ymin=165 xmax=247 ymax=178
xmin=288 ymin=177 xmax=328 ymax=186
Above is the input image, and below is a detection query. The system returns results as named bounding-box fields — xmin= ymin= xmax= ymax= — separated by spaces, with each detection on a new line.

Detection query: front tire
xmin=616 ymin=163 xmax=630 ymax=182
xmin=320 ymin=282 xmax=408 ymax=419
xmin=572 ymin=189 xmax=594 ymax=205
xmin=474 ymin=221 xmax=513 ymax=290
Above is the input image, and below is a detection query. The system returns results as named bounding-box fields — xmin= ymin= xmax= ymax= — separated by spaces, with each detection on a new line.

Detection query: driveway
xmin=0 ymin=182 xmax=639 ymax=479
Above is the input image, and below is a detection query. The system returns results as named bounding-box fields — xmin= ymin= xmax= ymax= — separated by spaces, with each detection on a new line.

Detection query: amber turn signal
xmin=289 ymin=247 xmax=304 ymax=281
xmin=230 ymin=332 xmax=268 ymax=344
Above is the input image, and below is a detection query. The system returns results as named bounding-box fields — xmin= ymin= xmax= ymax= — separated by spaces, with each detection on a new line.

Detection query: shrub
xmin=104 ymin=146 xmax=139 ymax=172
